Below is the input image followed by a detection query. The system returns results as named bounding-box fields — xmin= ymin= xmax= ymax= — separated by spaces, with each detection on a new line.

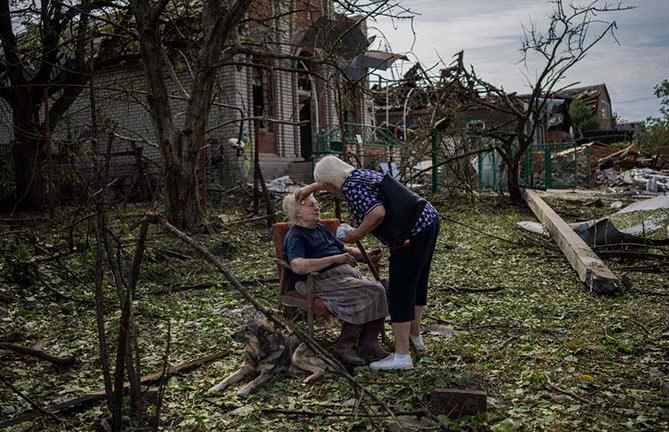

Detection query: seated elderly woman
xmin=282 ymin=193 xmax=388 ymax=365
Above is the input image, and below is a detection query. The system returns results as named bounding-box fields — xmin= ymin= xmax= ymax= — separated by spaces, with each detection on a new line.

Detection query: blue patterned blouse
xmin=341 ymin=169 xmax=439 ymax=242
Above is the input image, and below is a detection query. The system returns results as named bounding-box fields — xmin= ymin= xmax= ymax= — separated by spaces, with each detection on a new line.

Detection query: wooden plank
xmin=523 ymin=189 xmax=620 ymax=294
xmin=430 ymin=388 xmax=487 ymax=418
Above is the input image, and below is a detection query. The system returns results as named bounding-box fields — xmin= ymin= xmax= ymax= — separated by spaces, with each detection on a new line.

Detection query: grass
xmin=0 ymin=194 xmax=667 ymax=431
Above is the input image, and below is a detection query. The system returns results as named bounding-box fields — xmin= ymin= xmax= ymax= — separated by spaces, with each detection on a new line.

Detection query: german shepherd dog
xmin=208 ymin=320 xmax=325 ymax=397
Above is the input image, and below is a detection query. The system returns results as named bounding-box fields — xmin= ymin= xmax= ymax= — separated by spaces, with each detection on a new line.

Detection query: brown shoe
xmin=333 ymin=322 xmax=365 ymax=366
xmin=359 ymin=319 xmax=389 ymax=361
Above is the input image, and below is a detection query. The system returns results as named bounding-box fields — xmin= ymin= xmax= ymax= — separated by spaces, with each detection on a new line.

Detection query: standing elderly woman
xmin=295 ymin=156 xmax=440 ymax=371
xmin=282 ymin=193 xmax=389 ymax=365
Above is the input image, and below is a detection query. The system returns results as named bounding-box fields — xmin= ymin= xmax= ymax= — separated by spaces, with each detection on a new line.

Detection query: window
xmin=251 ymin=60 xmax=275 ymax=131
xmin=252 ymin=68 xmax=266 ymax=129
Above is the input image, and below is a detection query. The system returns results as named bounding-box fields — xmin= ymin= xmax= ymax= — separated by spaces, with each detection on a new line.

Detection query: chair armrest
xmin=274 ymin=258 xmax=321 ymax=276
xmin=274 ymin=258 xmax=291 ymax=270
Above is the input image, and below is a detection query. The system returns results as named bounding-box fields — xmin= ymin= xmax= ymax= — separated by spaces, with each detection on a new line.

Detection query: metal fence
xmin=522 ymin=142 xmax=581 ymax=190
xmin=315 ymin=122 xmax=403 ymax=169
xmin=428 ymin=129 xmax=585 ymax=193
xmin=474 ymin=142 xmax=581 ymax=193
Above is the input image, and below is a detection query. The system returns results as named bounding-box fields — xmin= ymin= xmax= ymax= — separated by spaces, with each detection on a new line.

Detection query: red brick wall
xmin=257 ymin=130 xmax=276 ymax=154
xmin=295 ymin=0 xmax=323 ymax=28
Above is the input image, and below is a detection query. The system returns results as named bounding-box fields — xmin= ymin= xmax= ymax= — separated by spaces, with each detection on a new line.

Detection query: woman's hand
xmin=334 ymin=253 xmax=357 ymax=266
xmin=342 ymin=229 xmax=359 ymax=243
xmin=336 ymin=223 xmax=355 ymax=241
xmin=367 ymin=248 xmax=383 ymax=265
xmin=343 ymin=205 xmax=385 ymax=243
xmin=294 ymin=183 xmax=323 ymax=202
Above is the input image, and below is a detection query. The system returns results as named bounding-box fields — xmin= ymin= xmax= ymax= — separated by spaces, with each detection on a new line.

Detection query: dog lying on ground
xmin=207 ymin=320 xmax=326 ymax=397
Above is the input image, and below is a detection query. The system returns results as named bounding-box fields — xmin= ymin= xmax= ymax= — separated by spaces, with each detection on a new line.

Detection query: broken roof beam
xmin=522 ymin=189 xmax=620 ymax=294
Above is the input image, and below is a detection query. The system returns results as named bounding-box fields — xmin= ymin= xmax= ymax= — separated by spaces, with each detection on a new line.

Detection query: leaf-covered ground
xmin=1 ymin=194 xmax=667 ymax=431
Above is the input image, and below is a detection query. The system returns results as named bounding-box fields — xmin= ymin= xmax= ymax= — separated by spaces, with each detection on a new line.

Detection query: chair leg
xmin=307 ymin=276 xmax=315 ymax=338
xmin=308 ymin=310 xmax=314 ymax=339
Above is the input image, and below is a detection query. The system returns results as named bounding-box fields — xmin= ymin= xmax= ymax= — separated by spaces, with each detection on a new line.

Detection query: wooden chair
xmin=272 ymin=218 xmax=340 ymax=337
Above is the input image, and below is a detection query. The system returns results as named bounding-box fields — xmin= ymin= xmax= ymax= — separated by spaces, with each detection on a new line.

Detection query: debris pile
xmin=519 ymin=194 xmax=669 ymax=246
xmin=598 ymin=168 xmax=669 ymax=193
xmin=584 ymin=142 xmax=669 ymax=192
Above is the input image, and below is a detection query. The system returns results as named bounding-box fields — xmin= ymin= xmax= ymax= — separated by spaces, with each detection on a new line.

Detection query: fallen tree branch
xmin=632 ymin=288 xmax=669 ymax=297
xmin=0 ymin=342 xmax=76 ymax=367
xmin=261 ymin=408 xmax=427 ymax=418
xmin=442 ymin=215 xmax=558 ymax=253
xmin=153 ymin=318 xmax=171 ymax=431
xmin=441 ymin=285 xmax=506 ymax=294
xmin=0 ymin=351 xmax=227 ymax=428
xmin=220 ymin=214 xmax=272 ymax=227
xmin=144 ymin=278 xmax=279 ymax=297
xmin=149 ymin=213 xmax=399 ymax=426
xmin=0 ymin=376 xmax=61 ymax=424
xmin=545 ymin=378 xmax=593 ymax=405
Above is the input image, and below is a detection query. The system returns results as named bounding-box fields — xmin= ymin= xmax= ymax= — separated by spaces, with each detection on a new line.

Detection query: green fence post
xmin=544 ymin=143 xmax=552 ymax=189
xmin=477 ymin=142 xmax=483 ymax=192
xmin=492 ymin=150 xmax=498 ymax=192
xmin=573 ymin=143 xmax=579 ymax=188
xmin=431 ymin=129 xmax=439 ymax=193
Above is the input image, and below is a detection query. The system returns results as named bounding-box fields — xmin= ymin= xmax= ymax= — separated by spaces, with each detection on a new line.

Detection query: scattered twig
xmin=144 ymin=278 xmax=279 ymax=297
xmin=545 ymin=378 xmax=593 ymax=405
xmin=442 ymin=215 xmax=558 ymax=253
xmin=0 ymin=351 xmax=228 ymax=428
xmin=150 ymin=213 xmax=399 ymax=426
xmin=0 ymin=342 xmax=76 ymax=367
xmin=0 ymin=229 xmax=29 ymax=236
xmin=496 ymin=335 xmax=519 ymax=352
xmin=629 ymin=319 xmax=651 ymax=335
xmin=0 ymin=376 xmax=61 ymax=424
xmin=441 ymin=285 xmax=506 ymax=294
xmin=22 ymin=249 xmax=77 ymax=267
xmin=0 ymin=292 xmax=17 ymax=303
xmin=155 ymin=249 xmax=193 ymax=261
xmin=220 ymin=214 xmax=272 ymax=227
xmin=632 ymin=288 xmax=669 ymax=297
xmin=153 ymin=318 xmax=171 ymax=431
xmin=38 ymin=274 xmax=90 ymax=304
xmin=261 ymin=407 xmax=427 ymax=418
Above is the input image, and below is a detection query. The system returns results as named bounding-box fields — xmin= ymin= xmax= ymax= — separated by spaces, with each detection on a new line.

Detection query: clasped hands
xmin=334 ymin=247 xmax=382 ymax=267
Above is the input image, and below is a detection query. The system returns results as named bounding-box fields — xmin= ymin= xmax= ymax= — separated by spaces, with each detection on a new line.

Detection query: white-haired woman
xmin=295 ymin=155 xmax=440 ymax=371
xmin=282 ymin=193 xmax=389 ymax=366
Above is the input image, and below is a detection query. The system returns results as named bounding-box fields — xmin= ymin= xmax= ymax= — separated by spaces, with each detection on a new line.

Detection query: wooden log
xmin=430 ymin=388 xmax=487 ymax=418
xmin=0 ymin=351 xmax=227 ymax=428
xmin=0 ymin=342 xmax=76 ymax=367
xmin=523 ymin=189 xmax=620 ymax=294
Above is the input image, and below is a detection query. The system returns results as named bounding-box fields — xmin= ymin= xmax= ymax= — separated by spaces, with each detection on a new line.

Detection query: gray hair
xmin=313 ymin=155 xmax=354 ymax=188
xmin=282 ymin=194 xmax=300 ymax=223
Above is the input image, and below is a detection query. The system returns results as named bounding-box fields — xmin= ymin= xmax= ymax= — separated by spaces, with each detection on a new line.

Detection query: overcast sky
xmin=371 ymin=0 xmax=669 ymax=122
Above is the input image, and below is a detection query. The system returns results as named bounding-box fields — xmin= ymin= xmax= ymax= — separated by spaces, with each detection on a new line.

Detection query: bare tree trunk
xmin=12 ymin=104 xmax=44 ymax=209
xmin=507 ymin=158 xmax=522 ymax=202
xmin=164 ymin=153 xmax=203 ymax=230
xmin=131 ymin=0 xmax=250 ymax=231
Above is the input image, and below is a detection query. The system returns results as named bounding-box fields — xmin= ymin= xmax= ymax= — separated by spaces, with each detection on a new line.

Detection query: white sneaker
xmin=369 ymin=353 xmax=413 ymax=370
xmin=410 ymin=335 xmax=425 ymax=352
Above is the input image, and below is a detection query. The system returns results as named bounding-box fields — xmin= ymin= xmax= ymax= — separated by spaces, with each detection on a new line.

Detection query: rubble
xmin=266 ymin=175 xmax=297 ymax=194
xmin=597 ymin=168 xmax=669 ymax=193
xmin=519 ymin=193 xmax=669 ymax=246
xmin=585 ymin=142 xmax=669 ymax=192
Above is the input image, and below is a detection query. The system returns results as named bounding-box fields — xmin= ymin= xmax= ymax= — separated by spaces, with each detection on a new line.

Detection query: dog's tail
xmin=291 ymin=343 xmax=325 ymax=383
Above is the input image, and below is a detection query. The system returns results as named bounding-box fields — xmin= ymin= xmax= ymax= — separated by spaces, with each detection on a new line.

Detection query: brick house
xmin=0 ymin=0 xmax=404 ymax=197
xmin=556 ymin=83 xmax=614 ymax=131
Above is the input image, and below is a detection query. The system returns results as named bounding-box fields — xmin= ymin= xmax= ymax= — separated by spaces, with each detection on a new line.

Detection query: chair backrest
xmin=272 ymin=219 xmax=341 ymax=290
